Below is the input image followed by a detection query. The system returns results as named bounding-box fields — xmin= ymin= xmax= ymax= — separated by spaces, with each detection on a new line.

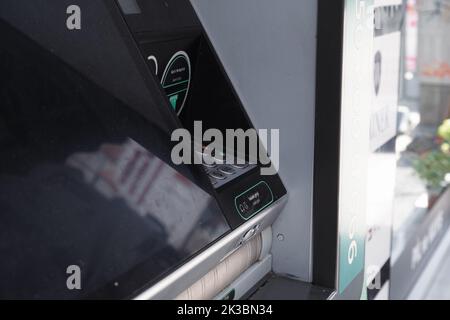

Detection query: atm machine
xmin=0 ymin=0 xmax=288 ymax=299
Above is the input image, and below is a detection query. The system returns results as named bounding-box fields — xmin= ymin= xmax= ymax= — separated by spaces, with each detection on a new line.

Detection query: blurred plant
xmin=414 ymin=150 xmax=450 ymax=189
xmin=438 ymin=119 xmax=450 ymax=153
xmin=414 ymin=117 xmax=450 ymax=190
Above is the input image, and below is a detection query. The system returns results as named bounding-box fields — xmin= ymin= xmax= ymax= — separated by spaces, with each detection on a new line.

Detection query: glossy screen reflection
xmin=0 ymin=22 xmax=229 ymax=299
xmin=66 ymin=138 xmax=222 ymax=252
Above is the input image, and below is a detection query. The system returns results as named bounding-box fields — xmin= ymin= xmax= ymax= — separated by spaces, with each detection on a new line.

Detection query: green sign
xmin=338 ymin=0 xmax=374 ymax=294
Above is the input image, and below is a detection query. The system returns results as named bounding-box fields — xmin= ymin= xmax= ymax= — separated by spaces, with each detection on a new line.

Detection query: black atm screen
xmin=0 ymin=22 xmax=230 ymax=299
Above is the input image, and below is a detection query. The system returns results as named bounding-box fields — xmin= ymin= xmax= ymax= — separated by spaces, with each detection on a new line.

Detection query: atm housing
xmin=0 ymin=0 xmax=287 ymax=299
xmin=119 ymin=0 xmax=287 ymax=228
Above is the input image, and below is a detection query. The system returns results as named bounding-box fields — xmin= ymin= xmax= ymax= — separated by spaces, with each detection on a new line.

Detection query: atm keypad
xmin=204 ymin=159 xmax=256 ymax=189
xmin=196 ymin=150 xmax=256 ymax=188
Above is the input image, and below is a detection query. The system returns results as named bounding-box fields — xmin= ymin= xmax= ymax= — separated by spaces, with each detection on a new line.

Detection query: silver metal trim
xmin=214 ymin=254 xmax=273 ymax=300
xmin=327 ymin=290 xmax=338 ymax=300
xmin=134 ymin=195 xmax=288 ymax=300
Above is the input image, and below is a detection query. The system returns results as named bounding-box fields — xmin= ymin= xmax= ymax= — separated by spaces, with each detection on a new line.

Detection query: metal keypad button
xmin=209 ymin=170 xmax=227 ymax=180
xmin=202 ymin=162 xmax=217 ymax=168
xmin=231 ymin=162 xmax=249 ymax=169
xmin=218 ymin=165 xmax=236 ymax=175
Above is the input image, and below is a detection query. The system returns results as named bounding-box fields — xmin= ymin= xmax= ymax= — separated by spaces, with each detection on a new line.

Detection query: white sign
xmin=370 ymin=31 xmax=401 ymax=152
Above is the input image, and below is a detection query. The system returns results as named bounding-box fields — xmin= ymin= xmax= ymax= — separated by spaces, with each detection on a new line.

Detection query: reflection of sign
xmin=66 ymin=139 xmax=209 ymax=248
xmin=390 ymin=190 xmax=450 ymax=299
xmin=370 ymin=31 xmax=401 ymax=151
xmin=411 ymin=210 xmax=444 ymax=270
xmin=161 ymin=51 xmax=191 ymax=115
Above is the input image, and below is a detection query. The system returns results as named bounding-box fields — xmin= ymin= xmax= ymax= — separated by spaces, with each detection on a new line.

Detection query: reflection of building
xmin=386 ymin=0 xmax=450 ymax=300
xmin=67 ymin=139 xmax=212 ymax=250
xmin=418 ymin=0 xmax=450 ymax=126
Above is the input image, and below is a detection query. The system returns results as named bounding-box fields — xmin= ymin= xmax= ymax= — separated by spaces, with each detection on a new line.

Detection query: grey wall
xmin=191 ymin=0 xmax=318 ymax=281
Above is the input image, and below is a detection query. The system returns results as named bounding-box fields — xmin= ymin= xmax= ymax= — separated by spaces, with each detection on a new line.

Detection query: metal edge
xmin=214 ymin=255 xmax=273 ymax=300
xmin=134 ymin=195 xmax=288 ymax=300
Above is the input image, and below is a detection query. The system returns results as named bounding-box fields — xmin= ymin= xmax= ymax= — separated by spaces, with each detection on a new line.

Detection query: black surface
xmin=119 ymin=0 xmax=255 ymax=140
xmin=312 ymin=0 xmax=345 ymax=290
xmin=216 ymin=168 xmax=286 ymax=228
xmin=118 ymin=0 xmax=201 ymax=34
xmin=249 ymin=275 xmax=334 ymax=301
xmin=0 ymin=19 xmax=230 ymax=299
xmin=0 ymin=0 xmax=182 ymax=136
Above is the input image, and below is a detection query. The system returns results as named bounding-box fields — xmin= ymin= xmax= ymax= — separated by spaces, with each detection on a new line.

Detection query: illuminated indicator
xmin=234 ymin=181 xmax=274 ymax=220
xmin=161 ymin=51 xmax=191 ymax=116
xmin=169 ymin=95 xmax=178 ymax=110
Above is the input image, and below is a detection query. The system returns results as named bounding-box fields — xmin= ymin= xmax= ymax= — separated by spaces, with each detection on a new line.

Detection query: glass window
xmin=388 ymin=0 xmax=450 ymax=298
